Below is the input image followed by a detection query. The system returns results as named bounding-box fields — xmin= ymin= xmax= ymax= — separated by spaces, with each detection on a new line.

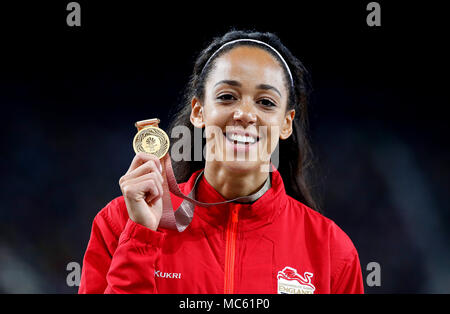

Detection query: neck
xmin=203 ymin=162 xmax=270 ymax=200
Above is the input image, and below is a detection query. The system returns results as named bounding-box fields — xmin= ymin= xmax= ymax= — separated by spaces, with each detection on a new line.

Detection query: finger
xmin=120 ymin=159 xmax=163 ymax=184
xmin=145 ymin=180 xmax=164 ymax=205
xmin=122 ymin=176 xmax=163 ymax=204
xmin=135 ymin=180 xmax=162 ymax=205
xmin=126 ymin=152 xmax=162 ymax=174
xmin=125 ymin=173 xmax=164 ymax=197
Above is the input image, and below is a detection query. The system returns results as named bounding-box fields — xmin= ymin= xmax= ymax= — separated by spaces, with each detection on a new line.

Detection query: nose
xmin=233 ymin=102 xmax=257 ymax=127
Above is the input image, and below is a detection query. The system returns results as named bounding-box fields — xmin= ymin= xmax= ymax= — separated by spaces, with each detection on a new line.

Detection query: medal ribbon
xmin=160 ymin=154 xmax=271 ymax=232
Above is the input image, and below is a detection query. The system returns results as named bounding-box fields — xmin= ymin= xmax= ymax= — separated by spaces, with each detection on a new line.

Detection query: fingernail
xmin=159 ymin=164 xmax=163 ymax=173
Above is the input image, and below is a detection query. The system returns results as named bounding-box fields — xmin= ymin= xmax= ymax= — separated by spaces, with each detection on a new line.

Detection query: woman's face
xmin=191 ymin=45 xmax=295 ymax=174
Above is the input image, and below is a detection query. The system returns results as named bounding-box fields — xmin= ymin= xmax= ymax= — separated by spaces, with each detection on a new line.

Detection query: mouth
xmin=223 ymin=132 xmax=260 ymax=145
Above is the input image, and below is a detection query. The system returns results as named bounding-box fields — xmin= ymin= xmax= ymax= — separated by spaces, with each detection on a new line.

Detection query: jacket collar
xmin=182 ymin=167 xmax=289 ymax=232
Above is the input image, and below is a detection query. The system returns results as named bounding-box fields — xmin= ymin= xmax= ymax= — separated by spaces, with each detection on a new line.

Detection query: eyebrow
xmin=214 ymin=80 xmax=282 ymax=97
xmin=256 ymin=84 xmax=282 ymax=97
xmin=214 ymin=80 xmax=242 ymax=87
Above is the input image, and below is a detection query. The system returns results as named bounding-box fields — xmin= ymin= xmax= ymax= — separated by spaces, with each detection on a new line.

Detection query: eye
xmin=217 ymin=94 xmax=236 ymax=101
xmin=258 ymin=98 xmax=276 ymax=107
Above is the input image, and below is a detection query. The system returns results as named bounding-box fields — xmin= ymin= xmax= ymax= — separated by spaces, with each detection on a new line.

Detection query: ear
xmin=190 ymin=97 xmax=205 ymax=128
xmin=280 ymin=109 xmax=295 ymax=140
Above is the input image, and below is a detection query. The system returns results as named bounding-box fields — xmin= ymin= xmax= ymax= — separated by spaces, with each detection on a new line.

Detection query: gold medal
xmin=133 ymin=118 xmax=170 ymax=159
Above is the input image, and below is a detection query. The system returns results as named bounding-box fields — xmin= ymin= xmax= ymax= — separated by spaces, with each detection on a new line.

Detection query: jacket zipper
xmin=224 ymin=205 xmax=240 ymax=294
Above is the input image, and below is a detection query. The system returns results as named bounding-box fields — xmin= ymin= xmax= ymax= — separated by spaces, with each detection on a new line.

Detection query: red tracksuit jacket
xmin=79 ymin=169 xmax=364 ymax=294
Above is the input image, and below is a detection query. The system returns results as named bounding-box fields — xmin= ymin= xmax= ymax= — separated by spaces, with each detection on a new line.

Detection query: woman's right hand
xmin=119 ymin=153 xmax=164 ymax=231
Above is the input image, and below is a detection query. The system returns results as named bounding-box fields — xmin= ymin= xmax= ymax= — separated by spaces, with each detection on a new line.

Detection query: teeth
xmin=227 ymin=133 xmax=257 ymax=144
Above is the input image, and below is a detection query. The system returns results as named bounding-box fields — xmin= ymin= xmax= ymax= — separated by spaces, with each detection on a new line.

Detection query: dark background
xmin=0 ymin=1 xmax=448 ymax=293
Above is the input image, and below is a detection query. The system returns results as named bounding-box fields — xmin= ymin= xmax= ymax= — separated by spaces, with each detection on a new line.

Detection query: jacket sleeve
xmin=78 ymin=197 xmax=165 ymax=294
xmin=330 ymin=249 xmax=364 ymax=293
xmin=104 ymin=218 xmax=165 ymax=293
xmin=78 ymin=208 xmax=119 ymax=294
xmin=329 ymin=222 xmax=364 ymax=294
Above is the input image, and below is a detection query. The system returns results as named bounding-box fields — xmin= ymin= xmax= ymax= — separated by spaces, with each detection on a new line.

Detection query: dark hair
xmin=168 ymin=29 xmax=321 ymax=212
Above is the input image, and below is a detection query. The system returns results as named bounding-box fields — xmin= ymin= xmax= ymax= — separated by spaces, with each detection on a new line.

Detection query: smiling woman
xmin=79 ymin=29 xmax=364 ymax=294
xmin=190 ymin=44 xmax=296 ymax=199
xmin=171 ymin=31 xmax=318 ymax=209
